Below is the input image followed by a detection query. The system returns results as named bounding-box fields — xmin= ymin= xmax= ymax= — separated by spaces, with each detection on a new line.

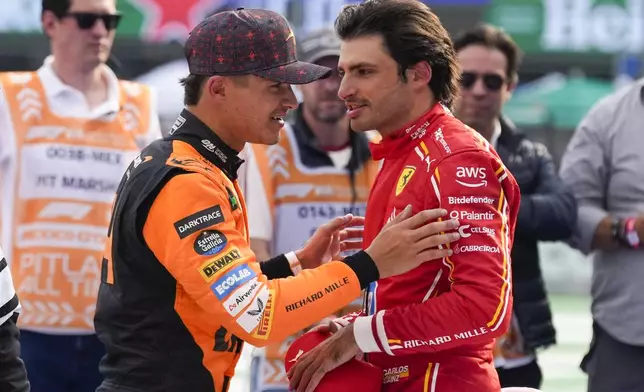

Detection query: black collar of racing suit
xmin=166 ymin=109 xmax=244 ymax=180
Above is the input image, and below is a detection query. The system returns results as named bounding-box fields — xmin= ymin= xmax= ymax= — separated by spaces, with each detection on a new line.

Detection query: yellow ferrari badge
xmin=396 ymin=166 xmax=416 ymax=196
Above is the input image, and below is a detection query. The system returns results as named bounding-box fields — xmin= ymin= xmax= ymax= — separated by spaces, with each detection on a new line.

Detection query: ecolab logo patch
xmin=211 ymin=264 xmax=256 ymax=300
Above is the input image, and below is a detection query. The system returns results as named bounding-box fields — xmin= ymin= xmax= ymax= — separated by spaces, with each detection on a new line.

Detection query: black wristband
xmin=342 ymin=250 xmax=380 ymax=290
xmin=259 ymin=254 xmax=293 ymax=280
xmin=611 ymin=218 xmax=622 ymax=243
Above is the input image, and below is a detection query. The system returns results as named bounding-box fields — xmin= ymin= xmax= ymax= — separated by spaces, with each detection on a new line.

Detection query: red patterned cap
xmin=185 ymin=8 xmax=332 ymax=84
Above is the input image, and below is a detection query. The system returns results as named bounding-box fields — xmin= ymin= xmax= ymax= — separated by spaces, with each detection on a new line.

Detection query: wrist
xmin=635 ymin=217 xmax=644 ymax=238
xmin=294 ymin=248 xmax=304 ymax=262
xmin=286 ymin=251 xmax=302 ymax=275
xmin=613 ymin=217 xmax=641 ymax=249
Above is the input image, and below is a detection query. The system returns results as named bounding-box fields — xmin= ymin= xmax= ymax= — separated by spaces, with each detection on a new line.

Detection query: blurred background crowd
xmin=1 ymin=0 xmax=643 ymax=392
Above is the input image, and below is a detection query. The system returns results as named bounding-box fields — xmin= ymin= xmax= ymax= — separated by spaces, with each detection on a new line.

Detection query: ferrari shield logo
xmin=396 ymin=166 xmax=416 ymax=196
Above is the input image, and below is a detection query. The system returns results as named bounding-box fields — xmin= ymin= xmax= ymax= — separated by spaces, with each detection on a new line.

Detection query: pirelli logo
xmin=199 ymin=248 xmax=241 ymax=281
xmin=253 ymin=289 xmax=275 ymax=340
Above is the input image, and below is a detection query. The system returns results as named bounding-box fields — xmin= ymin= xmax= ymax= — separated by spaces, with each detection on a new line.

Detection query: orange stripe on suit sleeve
xmin=487 ymin=188 xmax=510 ymax=328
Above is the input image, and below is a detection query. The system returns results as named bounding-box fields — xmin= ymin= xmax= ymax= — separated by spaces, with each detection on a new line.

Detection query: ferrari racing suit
xmin=343 ymin=103 xmax=521 ymax=391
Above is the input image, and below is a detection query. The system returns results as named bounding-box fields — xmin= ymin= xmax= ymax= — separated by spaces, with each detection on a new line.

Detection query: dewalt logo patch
xmin=199 ymin=248 xmax=241 ymax=281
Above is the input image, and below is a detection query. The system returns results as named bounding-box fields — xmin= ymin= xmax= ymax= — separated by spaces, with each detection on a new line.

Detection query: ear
xmin=504 ymin=74 xmax=518 ymax=102
xmin=407 ymin=61 xmax=432 ymax=85
xmin=41 ymin=10 xmax=58 ymax=39
xmin=507 ymin=74 xmax=518 ymax=93
xmin=205 ymin=76 xmax=226 ymax=99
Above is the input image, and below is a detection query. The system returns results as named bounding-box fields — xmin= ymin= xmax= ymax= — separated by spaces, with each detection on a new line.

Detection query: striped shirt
xmin=0 ymin=246 xmax=20 ymax=326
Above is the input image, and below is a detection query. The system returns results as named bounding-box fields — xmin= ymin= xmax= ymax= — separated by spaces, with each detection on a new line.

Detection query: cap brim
xmin=254 ymin=61 xmax=332 ymax=85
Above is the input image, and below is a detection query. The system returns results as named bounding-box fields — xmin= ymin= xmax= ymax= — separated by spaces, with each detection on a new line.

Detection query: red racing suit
xmin=344 ymin=103 xmax=520 ymax=391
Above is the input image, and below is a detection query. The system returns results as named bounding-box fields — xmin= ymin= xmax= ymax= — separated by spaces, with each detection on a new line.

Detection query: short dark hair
xmin=42 ymin=0 xmax=71 ymax=18
xmin=335 ymin=0 xmax=460 ymax=107
xmin=453 ymin=24 xmax=523 ymax=83
xmin=180 ymin=74 xmax=208 ymax=106
xmin=180 ymin=74 xmax=252 ymax=106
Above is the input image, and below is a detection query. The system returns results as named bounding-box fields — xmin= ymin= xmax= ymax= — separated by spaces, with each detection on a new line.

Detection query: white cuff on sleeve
xmin=285 ymin=251 xmax=302 ymax=275
xmin=353 ymin=315 xmax=381 ymax=353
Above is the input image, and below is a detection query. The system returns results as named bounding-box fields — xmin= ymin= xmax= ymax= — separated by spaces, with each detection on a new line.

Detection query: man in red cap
xmin=94 ymin=7 xmax=460 ymax=392
xmin=288 ymin=1 xmax=521 ymax=391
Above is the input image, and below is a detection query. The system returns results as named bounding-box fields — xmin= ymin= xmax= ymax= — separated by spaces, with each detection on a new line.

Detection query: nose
xmin=284 ymin=85 xmax=298 ymax=110
xmin=338 ymin=75 xmax=354 ymax=101
xmin=471 ymin=77 xmax=489 ymax=96
xmin=91 ymin=18 xmax=109 ymax=37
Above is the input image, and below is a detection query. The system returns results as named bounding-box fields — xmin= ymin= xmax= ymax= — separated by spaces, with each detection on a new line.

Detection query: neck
xmin=302 ymin=107 xmax=350 ymax=149
xmin=188 ymin=105 xmax=245 ymax=152
xmin=473 ymin=119 xmax=497 ymax=142
xmin=51 ymin=57 xmax=105 ymax=95
xmin=379 ymin=91 xmax=435 ymax=138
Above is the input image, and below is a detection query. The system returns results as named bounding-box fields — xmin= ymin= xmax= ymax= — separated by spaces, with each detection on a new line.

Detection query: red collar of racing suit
xmin=369 ymin=102 xmax=449 ymax=160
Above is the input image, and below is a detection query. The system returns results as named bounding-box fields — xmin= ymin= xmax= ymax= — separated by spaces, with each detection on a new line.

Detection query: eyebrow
xmin=338 ymin=62 xmax=379 ymax=72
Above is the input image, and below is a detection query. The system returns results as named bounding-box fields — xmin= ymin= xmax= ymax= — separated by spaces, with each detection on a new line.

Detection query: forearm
xmin=591 ymin=216 xmax=620 ymax=251
xmin=353 ymin=287 xmax=509 ymax=355
xmin=570 ymin=204 xmax=614 ymax=254
xmin=234 ymin=251 xmax=378 ymax=346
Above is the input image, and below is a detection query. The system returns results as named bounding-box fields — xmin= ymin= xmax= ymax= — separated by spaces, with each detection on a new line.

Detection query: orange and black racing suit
xmin=94 ymin=109 xmax=379 ymax=392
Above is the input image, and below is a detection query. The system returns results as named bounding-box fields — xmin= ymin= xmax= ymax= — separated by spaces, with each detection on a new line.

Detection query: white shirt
xmin=491 ymin=119 xmax=502 ymax=150
xmin=238 ymin=145 xmax=273 ymax=242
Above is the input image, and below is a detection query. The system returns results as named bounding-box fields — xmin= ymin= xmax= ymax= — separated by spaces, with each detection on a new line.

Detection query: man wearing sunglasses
xmin=453 ymin=24 xmax=577 ymax=389
xmin=0 ymin=0 xmax=161 ymax=391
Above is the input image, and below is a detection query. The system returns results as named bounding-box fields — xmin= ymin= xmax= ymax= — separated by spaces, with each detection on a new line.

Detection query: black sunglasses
xmin=460 ymin=72 xmax=505 ymax=91
xmin=63 ymin=12 xmax=122 ymax=31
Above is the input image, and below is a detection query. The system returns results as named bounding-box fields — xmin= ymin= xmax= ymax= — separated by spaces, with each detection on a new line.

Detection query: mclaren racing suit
xmin=342 ymin=103 xmax=520 ymax=391
xmin=94 ymin=109 xmax=379 ymax=392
